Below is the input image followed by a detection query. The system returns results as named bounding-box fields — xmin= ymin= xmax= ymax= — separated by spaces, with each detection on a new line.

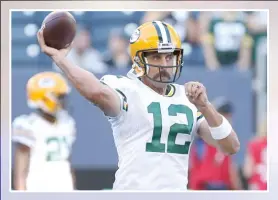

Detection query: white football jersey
xmin=100 ymin=73 xmax=205 ymax=190
xmin=12 ymin=110 xmax=76 ymax=191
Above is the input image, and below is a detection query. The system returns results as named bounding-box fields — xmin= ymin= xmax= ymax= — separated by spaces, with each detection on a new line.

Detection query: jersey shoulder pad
xmin=67 ymin=114 xmax=76 ymax=127
xmin=12 ymin=114 xmax=35 ymax=132
xmin=100 ymin=75 xmax=131 ymax=90
xmin=170 ymin=83 xmax=185 ymax=97
xmin=59 ymin=111 xmax=75 ymax=122
xmin=100 ymin=75 xmax=131 ymax=113
xmin=12 ymin=114 xmax=36 ymax=146
xmin=59 ymin=112 xmax=76 ymax=135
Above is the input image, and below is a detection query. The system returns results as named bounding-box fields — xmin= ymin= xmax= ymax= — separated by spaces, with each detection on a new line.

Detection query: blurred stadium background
xmin=11 ymin=11 xmax=267 ymax=190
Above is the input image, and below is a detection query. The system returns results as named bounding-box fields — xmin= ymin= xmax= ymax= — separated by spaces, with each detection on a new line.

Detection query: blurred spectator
xmin=140 ymin=11 xmax=171 ymax=24
xmin=182 ymin=12 xmax=205 ymax=66
xmin=141 ymin=11 xmax=206 ymax=67
xmin=102 ymin=28 xmax=132 ymax=69
xmin=244 ymin=11 xmax=267 ymax=128
xmin=201 ymin=11 xmax=253 ymax=71
xmin=53 ymin=26 xmax=108 ymax=73
xmin=245 ymin=11 xmax=267 ymax=68
xmin=188 ymin=97 xmax=242 ymax=190
xmin=140 ymin=11 xmax=188 ymax=40
xmin=243 ymin=118 xmax=267 ymax=190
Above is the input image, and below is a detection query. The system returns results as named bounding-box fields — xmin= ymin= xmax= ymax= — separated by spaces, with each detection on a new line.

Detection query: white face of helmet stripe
xmin=154 ymin=21 xmax=169 ymax=44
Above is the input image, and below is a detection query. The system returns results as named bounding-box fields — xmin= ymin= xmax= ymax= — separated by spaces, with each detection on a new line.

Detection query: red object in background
xmin=247 ymin=136 xmax=267 ymax=190
xmin=189 ymin=142 xmax=233 ymax=190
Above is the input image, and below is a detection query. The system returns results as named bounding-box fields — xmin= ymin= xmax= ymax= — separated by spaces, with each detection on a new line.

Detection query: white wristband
xmin=209 ymin=115 xmax=232 ymax=140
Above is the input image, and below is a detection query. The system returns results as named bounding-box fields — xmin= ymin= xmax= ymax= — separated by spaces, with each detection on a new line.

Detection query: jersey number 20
xmin=146 ymin=102 xmax=193 ymax=155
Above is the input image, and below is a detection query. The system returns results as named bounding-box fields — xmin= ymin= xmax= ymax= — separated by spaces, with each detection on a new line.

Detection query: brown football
xmin=42 ymin=11 xmax=76 ymax=50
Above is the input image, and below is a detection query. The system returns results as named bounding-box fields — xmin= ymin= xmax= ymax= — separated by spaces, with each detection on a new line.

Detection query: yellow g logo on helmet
xmin=26 ymin=72 xmax=70 ymax=114
xmin=129 ymin=21 xmax=184 ymax=83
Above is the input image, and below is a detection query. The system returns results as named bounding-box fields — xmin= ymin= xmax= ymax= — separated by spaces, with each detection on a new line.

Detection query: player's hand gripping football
xmin=185 ymin=82 xmax=209 ymax=110
xmin=37 ymin=29 xmax=72 ymax=62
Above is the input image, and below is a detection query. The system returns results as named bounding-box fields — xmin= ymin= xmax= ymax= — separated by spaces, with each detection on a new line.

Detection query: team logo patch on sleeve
xmin=197 ymin=111 xmax=204 ymax=121
xmin=115 ymin=89 xmax=128 ymax=112
xmin=123 ymin=101 xmax=128 ymax=111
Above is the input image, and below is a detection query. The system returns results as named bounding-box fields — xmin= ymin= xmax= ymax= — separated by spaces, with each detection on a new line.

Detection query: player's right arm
xmin=13 ymin=143 xmax=30 ymax=190
xmin=37 ymin=30 xmax=121 ymax=117
xmin=12 ymin=116 xmax=35 ymax=190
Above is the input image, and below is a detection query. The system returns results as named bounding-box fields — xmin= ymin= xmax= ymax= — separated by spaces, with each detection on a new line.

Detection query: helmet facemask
xmin=134 ymin=47 xmax=184 ymax=83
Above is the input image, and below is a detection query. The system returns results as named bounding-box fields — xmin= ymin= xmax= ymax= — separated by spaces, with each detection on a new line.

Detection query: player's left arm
xmin=185 ymin=82 xmax=240 ymax=155
xmin=197 ymin=108 xmax=240 ymax=154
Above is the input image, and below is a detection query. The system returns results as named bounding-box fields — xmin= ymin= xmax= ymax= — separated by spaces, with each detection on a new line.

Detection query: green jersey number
xmin=46 ymin=136 xmax=71 ymax=161
xmin=146 ymin=102 xmax=194 ymax=154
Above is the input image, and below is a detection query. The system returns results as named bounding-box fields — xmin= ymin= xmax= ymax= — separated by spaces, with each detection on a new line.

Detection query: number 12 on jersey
xmin=146 ymin=102 xmax=194 ymax=155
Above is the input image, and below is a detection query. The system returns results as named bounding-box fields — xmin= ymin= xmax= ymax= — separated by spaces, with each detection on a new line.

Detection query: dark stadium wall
xmin=11 ymin=168 xmax=249 ymax=190
xmin=11 ymin=168 xmax=116 ymax=190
